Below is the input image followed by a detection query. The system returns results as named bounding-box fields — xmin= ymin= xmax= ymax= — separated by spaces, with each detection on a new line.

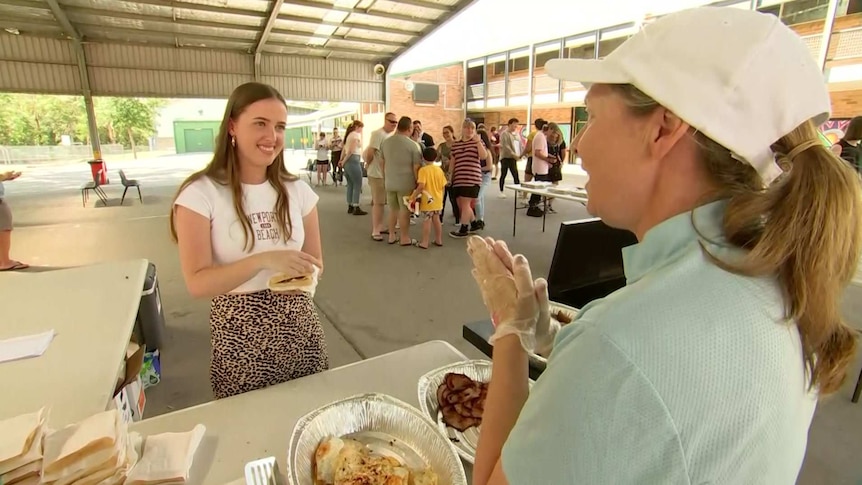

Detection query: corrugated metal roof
xmin=0 ymin=0 xmax=473 ymax=63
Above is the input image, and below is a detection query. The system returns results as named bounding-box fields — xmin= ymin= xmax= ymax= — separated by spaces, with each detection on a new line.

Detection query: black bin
xmin=136 ymin=262 xmax=165 ymax=351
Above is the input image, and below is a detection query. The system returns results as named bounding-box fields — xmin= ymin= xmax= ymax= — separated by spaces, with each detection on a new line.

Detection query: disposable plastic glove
xmin=533 ymin=278 xmax=561 ymax=357
xmin=467 ymin=236 xmax=540 ymax=353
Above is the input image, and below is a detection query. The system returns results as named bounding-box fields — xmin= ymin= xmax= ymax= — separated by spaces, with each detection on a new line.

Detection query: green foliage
xmin=0 ymin=94 xmax=164 ymax=148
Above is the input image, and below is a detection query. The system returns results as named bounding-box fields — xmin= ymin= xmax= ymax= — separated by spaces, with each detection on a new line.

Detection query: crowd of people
xmin=309 ymin=112 xmax=572 ymax=245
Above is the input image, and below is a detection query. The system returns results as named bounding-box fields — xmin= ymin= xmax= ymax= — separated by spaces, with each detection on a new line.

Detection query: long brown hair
xmin=612 ymin=83 xmax=862 ymax=395
xmin=343 ymin=120 xmax=364 ymax=140
xmin=170 ymin=82 xmax=298 ymax=251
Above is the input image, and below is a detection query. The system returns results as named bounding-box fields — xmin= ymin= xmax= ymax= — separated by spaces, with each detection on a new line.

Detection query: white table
xmin=131 ymin=341 xmax=468 ymax=485
xmin=0 ymin=259 xmax=149 ymax=427
xmin=506 ymin=184 xmax=588 ymax=236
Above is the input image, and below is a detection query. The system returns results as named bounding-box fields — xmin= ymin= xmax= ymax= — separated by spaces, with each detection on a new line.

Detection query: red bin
xmin=87 ymin=159 xmax=108 ymax=185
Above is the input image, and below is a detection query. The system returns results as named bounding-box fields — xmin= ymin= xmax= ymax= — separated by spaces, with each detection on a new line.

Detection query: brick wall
xmin=388 ymin=64 xmax=465 ymax=143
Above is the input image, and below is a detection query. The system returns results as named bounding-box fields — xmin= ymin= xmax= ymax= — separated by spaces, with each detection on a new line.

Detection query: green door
xmin=183 ymin=128 xmax=214 ymax=153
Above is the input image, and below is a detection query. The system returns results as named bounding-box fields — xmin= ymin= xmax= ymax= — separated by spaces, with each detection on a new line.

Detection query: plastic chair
xmin=119 ymin=169 xmax=142 ymax=205
xmin=81 ymin=169 xmax=108 ymax=207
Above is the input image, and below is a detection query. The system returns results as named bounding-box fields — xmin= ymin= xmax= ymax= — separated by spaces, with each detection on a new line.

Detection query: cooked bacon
xmin=437 ymin=372 xmax=489 ymax=431
xmin=436 ymin=383 xmax=447 ymax=407
xmin=445 ymin=373 xmax=474 ymax=391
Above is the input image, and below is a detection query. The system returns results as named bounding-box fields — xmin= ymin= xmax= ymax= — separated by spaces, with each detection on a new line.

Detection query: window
xmin=563 ymin=33 xmax=596 ymax=101
xmin=486 ymin=53 xmax=507 ymax=103
xmin=467 ymin=59 xmax=485 ymax=101
xmin=534 ymin=41 xmax=562 ymax=104
xmin=758 ymin=0 xmax=830 ymax=24
xmin=598 ymin=23 xmax=637 ymax=58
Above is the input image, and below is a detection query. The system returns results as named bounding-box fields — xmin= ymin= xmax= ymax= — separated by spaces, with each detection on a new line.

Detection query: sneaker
xmin=449 ymin=228 xmax=469 ymax=238
xmin=548 ymin=206 xmax=557 ymax=214
xmin=352 ymin=207 xmax=368 ymax=216
xmin=470 ymin=221 xmax=484 ymax=232
xmin=348 ymin=206 xmax=355 ymax=214
xmin=453 ymin=221 xmax=461 ymax=227
xmin=498 ymin=192 xmax=507 ymax=199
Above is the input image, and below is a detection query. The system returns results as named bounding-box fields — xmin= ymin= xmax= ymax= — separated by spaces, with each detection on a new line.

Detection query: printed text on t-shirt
xmin=249 ymin=211 xmax=281 ymax=241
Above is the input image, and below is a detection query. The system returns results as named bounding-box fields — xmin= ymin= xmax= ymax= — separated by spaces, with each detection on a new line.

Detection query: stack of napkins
xmin=41 ymin=409 xmax=139 ymax=485
xmin=0 ymin=408 xmax=47 ymax=485
xmin=126 ymin=425 xmax=205 ymax=485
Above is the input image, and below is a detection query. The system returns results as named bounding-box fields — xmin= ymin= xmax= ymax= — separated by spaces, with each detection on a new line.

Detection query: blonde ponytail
xmin=612 ymin=83 xmax=862 ymax=395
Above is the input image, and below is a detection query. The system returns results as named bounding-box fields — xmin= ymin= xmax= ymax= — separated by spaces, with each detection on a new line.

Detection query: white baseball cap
xmin=545 ymin=7 xmax=830 ymax=183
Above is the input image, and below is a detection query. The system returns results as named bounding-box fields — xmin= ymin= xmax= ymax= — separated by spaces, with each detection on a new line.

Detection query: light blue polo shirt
xmin=502 ymin=200 xmax=816 ymax=484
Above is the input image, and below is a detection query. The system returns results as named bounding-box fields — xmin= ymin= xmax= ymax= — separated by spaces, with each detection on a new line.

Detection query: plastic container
xmin=87 ymin=159 xmax=108 ymax=184
xmin=136 ymin=262 xmax=165 ymax=351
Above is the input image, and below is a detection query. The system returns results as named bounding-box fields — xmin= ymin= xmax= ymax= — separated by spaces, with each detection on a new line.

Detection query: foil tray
xmin=416 ymin=360 xmax=494 ymax=464
xmin=529 ymin=302 xmax=580 ymax=369
xmin=286 ymin=393 xmax=467 ymax=485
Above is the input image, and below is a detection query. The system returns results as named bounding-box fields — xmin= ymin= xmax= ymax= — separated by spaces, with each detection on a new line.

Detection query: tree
xmin=108 ymin=98 xmax=163 ymax=158
xmin=0 ymin=94 xmax=164 ymax=154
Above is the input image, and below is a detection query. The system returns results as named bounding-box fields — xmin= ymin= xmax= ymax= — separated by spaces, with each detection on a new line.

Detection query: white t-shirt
xmin=346 ymin=132 xmax=363 ymax=157
xmin=316 ymin=139 xmax=328 ymax=161
xmin=531 ymin=131 xmax=549 ymax=176
xmin=174 ymin=176 xmax=319 ymax=294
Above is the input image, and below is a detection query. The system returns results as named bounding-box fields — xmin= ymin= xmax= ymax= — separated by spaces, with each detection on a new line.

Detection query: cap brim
xmin=545 ymin=58 xmax=630 ymax=85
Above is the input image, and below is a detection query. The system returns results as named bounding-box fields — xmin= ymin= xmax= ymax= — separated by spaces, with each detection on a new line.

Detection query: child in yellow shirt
xmin=410 ymin=147 xmax=448 ymax=249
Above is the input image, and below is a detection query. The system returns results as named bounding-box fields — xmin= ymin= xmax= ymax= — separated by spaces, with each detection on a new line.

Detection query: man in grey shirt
xmin=380 ymin=116 xmax=422 ymax=245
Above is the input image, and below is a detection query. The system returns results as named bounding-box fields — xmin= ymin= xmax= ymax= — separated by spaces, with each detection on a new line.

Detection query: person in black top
xmin=413 ymin=120 xmax=435 ymax=148
xmin=837 ymin=116 xmax=862 ymax=172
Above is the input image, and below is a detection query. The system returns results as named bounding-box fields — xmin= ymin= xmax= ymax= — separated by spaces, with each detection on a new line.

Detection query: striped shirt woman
xmin=451 ymin=140 xmax=483 ymax=188
xmin=448 ymin=119 xmax=487 ymax=238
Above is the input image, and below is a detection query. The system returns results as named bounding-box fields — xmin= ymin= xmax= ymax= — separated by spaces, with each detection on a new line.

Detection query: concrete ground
xmin=3 ymin=154 xmax=861 ymax=484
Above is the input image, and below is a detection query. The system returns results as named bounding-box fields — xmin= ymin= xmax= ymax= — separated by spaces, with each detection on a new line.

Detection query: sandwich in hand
xmin=267 ymin=265 xmax=320 ymax=296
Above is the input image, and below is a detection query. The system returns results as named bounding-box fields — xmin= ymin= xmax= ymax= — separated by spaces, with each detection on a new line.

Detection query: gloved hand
xmin=467 ymin=236 xmax=541 ymax=353
xmin=533 ymin=278 xmax=561 ymax=357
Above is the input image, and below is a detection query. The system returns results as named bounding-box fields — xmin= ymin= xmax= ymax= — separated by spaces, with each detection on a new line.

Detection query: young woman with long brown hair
xmin=170 ymin=82 xmax=328 ymax=399
xmin=468 ymin=7 xmax=861 ymax=484
xmin=339 ymin=120 xmax=367 ymax=215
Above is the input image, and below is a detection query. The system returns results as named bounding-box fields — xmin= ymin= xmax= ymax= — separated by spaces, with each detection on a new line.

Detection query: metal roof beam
xmin=287 ymin=0 xmax=433 ymax=25
xmin=60 ymin=6 xmax=407 ymax=48
xmin=80 ymin=26 xmax=254 ymax=47
xmin=255 ymin=0 xmax=284 ymax=55
xmin=1 ymin=15 xmax=62 ymax=30
xmin=387 ymin=0 xmax=454 ymax=11
xmin=277 ymin=13 xmax=416 ymax=37
xmin=266 ymin=39 xmax=387 ymax=57
xmin=0 ymin=0 xmax=48 ymax=10
xmin=44 ymin=0 xmax=80 ymax=40
xmin=126 ymin=0 xmax=266 ymax=20
xmin=57 ymin=0 xmax=419 ymax=38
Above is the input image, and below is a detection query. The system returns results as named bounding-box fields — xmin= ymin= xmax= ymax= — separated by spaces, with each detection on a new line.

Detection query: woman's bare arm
xmin=476 ymin=138 xmax=488 ymax=161
xmin=473 ymin=335 xmax=529 ymax=485
xmin=174 ymin=206 xmax=266 ymax=298
xmin=300 ymin=206 xmax=323 ymax=276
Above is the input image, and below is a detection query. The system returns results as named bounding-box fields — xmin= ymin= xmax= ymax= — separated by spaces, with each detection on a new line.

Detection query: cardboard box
xmin=111 ymin=387 xmax=135 ymax=424
xmin=126 ymin=376 xmax=146 ymax=422
xmin=108 ymin=340 xmax=147 ymax=423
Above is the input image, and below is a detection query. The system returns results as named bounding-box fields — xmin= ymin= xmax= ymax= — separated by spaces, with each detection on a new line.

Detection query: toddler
xmin=409 ymin=147 xmax=448 ymax=249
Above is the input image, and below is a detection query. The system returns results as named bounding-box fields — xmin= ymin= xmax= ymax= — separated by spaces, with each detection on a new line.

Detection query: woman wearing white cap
xmin=468 ymin=7 xmax=861 ymax=485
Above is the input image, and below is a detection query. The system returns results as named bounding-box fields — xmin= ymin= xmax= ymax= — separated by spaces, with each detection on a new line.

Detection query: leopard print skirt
xmin=209 ymin=290 xmax=329 ymax=399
